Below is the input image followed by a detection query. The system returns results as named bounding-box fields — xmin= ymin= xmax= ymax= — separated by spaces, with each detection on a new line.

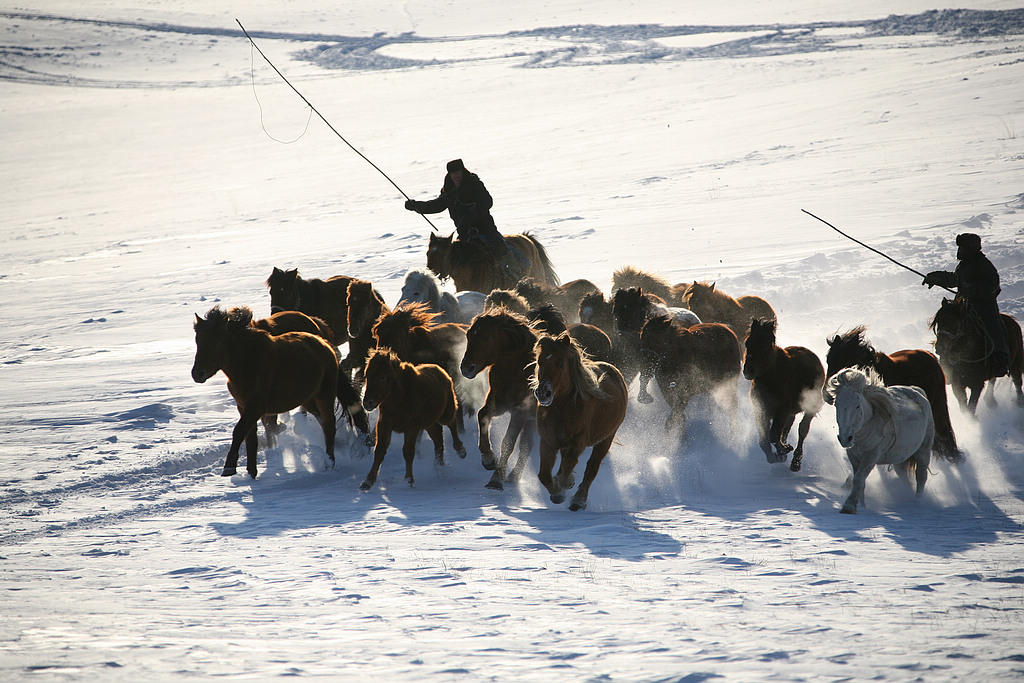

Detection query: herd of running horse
xmin=191 ymin=232 xmax=1024 ymax=512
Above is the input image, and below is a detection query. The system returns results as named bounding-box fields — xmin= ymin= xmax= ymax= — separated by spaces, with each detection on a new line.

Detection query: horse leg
xmin=222 ymin=405 xmax=262 ymax=477
xmin=314 ymin=394 xmax=337 ymax=468
xmin=405 ymin=429 xmax=424 ymax=484
xmin=983 ymin=379 xmax=998 ymax=409
xmin=261 ymin=414 xmax=285 ymax=449
xmin=752 ymin=404 xmax=774 ymax=463
xmin=476 ymin=402 xmax=498 ymax=471
xmin=913 ymin=422 xmax=934 ymax=499
xmin=775 ymin=413 xmax=796 ymax=455
xmin=554 ymin=445 xmax=584 ymax=505
xmin=447 ymin=418 xmax=466 ymax=460
xmin=967 ymin=383 xmax=983 ymax=415
xmin=790 ymin=411 xmax=815 ymax=473
xmin=569 ymin=437 xmax=614 ymax=512
xmin=841 ymin=449 xmax=878 ymax=514
xmin=360 ymin=423 xmax=392 ymax=491
xmin=537 ymin=437 xmax=564 ymax=504
xmin=507 ymin=416 xmax=536 ymax=485
xmin=486 ymin=409 xmax=526 ymax=491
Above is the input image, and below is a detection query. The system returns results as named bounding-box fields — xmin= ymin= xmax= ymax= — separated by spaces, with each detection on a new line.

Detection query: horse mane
xmin=745 ymin=317 xmax=777 ymax=348
xmin=928 ymin=297 xmax=962 ymax=334
xmin=265 ymin=267 xmax=296 ymax=289
xmin=613 ymin=265 xmax=673 ymax=299
xmin=535 ymin=333 xmax=608 ymax=402
xmin=824 ymin=367 xmax=892 ymax=416
xmin=484 ymin=289 xmax=529 ymax=315
xmin=475 ymin=308 xmax=537 ymax=349
xmin=527 ymin=303 xmax=568 ymax=335
xmin=515 ymin=277 xmax=551 ymax=307
xmin=579 ymin=290 xmax=606 ymax=308
xmin=382 ymin=302 xmax=442 ymax=331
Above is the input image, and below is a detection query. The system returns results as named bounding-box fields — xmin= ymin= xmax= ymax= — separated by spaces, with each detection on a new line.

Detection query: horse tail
xmin=337 ymin=365 xmax=370 ymax=437
xmin=524 ymin=232 xmax=560 ymax=286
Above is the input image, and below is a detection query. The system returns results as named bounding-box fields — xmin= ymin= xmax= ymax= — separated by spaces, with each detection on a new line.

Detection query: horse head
xmin=346 ymin=279 xmax=378 ymax=339
xmin=191 ymin=306 xmax=253 ymax=383
xmin=825 ymin=325 xmax=876 ymax=381
xmin=266 ymin=267 xmax=300 ymax=314
xmin=398 ymin=269 xmax=439 ymax=308
xmin=426 ymin=233 xmax=454 ymax=281
xmin=827 ymin=368 xmax=872 ymax=448
xmin=612 ymin=287 xmax=648 ymax=334
xmin=362 ymin=347 xmax=400 ymax=411
xmin=578 ymin=291 xmax=611 ymax=329
xmin=743 ymin=317 xmax=778 ymax=380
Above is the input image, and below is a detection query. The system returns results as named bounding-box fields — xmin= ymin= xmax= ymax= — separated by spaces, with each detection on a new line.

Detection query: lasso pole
xmin=236 ymin=19 xmax=437 ymax=232
xmin=801 ymin=209 xmax=955 ymax=294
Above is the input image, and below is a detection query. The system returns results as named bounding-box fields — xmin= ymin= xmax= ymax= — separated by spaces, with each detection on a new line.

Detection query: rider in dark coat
xmin=404 ymin=159 xmax=525 ymax=281
xmin=924 ymin=232 xmax=1009 ymax=376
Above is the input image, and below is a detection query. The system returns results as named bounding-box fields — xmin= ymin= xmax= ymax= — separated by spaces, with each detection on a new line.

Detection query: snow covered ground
xmin=2 ymin=2 xmax=1024 ymax=680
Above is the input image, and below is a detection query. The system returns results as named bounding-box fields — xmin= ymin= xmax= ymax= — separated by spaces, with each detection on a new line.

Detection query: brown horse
xmin=680 ymin=281 xmax=776 ymax=345
xmin=192 ymin=306 xmax=347 ymax=478
xmin=638 ymin=316 xmax=741 ymax=437
xmin=266 ymin=267 xmax=356 ymax=367
xmin=930 ymin=298 xmax=1024 ymax=414
xmin=826 ymin=326 xmax=960 ymax=461
xmin=515 ymin=277 xmax=601 ymax=323
xmin=252 ymin=311 xmax=362 ymax=447
xmin=426 ymin=232 xmax=560 ymax=293
xmin=359 ymin=348 xmax=466 ymax=491
xmin=612 ymin=265 xmax=686 ymax=305
xmin=460 ymin=310 xmax=540 ymax=488
xmin=532 ymin=333 xmax=628 ymax=511
xmin=527 ymin=303 xmax=614 ymax=363
xmin=743 ymin=318 xmax=825 ymax=472
xmin=346 ymin=278 xmax=389 ymax=383
xmin=371 ymin=303 xmax=481 ymax=428
xmin=578 ymin=290 xmax=615 ymax=335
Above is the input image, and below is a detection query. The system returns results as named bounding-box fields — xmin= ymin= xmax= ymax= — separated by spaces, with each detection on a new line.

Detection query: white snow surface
xmin=3 ymin=1 xmax=1024 ymax=680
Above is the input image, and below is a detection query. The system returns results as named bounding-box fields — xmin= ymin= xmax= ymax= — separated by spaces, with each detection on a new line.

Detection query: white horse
xmin=825 ymin=368 xmax=934 ymax=514
xmin=398 ymin=269 xmax=486 ymax=325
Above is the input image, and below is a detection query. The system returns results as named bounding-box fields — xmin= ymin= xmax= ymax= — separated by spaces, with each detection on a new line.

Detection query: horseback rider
xmin=404 ymin=159 xmax=526 ymax=282
xmin=923 ymin=232 xmax=1009 ymax=377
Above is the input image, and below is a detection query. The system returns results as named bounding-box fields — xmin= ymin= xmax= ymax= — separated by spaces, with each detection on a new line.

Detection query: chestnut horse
xmin=638 ymin=316 xmax=741 ymax=437
xmin=532 ymin=333 xmax=628 ymax=511
xmin=826 ymin=326 xmax=960 ymax=461
xmin=266 ymin=267 xmax=357 ymax=370
xmin=371 ymin=303 xmax=482 ymax=428
xmin=192 ymin=306 xmax=352 ymax=478
xmin=743 ymin=318 xmax=825 ymax=472
xmin=426 ymin=232 xmax=560 ymax=293
xmin=359 ymin=348 xmax=466 ymax=491
xmin=930 ymin=298 xmax=1024 ymax=414
xmin=346 ymin=278 xmax=389 ymax=383
xmin=460 ymin=310 xmax=540 ymax=488
xmin=680 ymin=281 xmax=776 ymax=347
xmin=252 ymin=311 xmax=369 ymax=446
xmin=515 ymin=277 xmax=601 ymax=323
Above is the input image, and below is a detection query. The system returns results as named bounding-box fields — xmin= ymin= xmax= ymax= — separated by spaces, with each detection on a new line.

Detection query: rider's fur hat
xmin=446 ymin=158 xmax=466 ymax=174
xmin=955 ymin=233 xmax=982 ymax=252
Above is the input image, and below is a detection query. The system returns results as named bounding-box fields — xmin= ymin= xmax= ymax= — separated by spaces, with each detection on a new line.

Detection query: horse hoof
xmin=221 ymin=468 xmax=236 ymax=477
xmin=247 ymin=470 xmax=258 ymax=479
xmin=789 ymin=459 xmax=802 ymax=473
xmin=569 ymin=499 xmax=587 ymax=512
xmin=481 ymin=455 xmax=497 ymax=471
xmin=359 ymin=481 xmax=373 ymax=492
xmin=550 ymin=493 xmax=566 ymax=505
xmin=485 ymin=479 xmax=504 ymax=491
xmin=840 ymin=505 xmax=856 ymax=514
xmin=456 ymin=447 xmax=467 ymax=459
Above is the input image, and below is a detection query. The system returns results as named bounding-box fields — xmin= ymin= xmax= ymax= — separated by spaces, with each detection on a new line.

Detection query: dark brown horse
xmin=826 ymin=326 xmax=960 ymax=461
xmin=359 ymin=348 xmax=466 ymax=491
xmin=680 ymin=281 xmax=776 ymax=346
xmin=266 ymin=267 xmax=356 ymax=368
xmin=426 ymin=232 xmax=560 ymax=293
xmin=612 ymin=265 xmax=686 ymax=305
xmin=346 ymin=278 xmax=389 ymax=383
xmin=515 ymin=277 xmax=601 ymax=323
xmin=743 ymin=318 xmax=825 ymax=472
xmin=578 ymin=290 xmax=615 ymax=335
xmin=253 ymin=311 xmax=370 ymax=443
xmin=371 ymin=303 xmax=481 ymax=428
xmin=527 ymin=303 xmax=613 ymax=363
xmin=638 ymin=316 xmax=741 ymax=437
xmin=930 ymin=298 xmax=1024 ymax=414
xmin=532 ymin=333 xmax=628 ymax=511
xmin=460 ymin=310 xmax=540 ymax=488
xmin=192 ymin=306 xmax=349 ymax=478
xmin=611 ymin=286 xmax=701 ymax=388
